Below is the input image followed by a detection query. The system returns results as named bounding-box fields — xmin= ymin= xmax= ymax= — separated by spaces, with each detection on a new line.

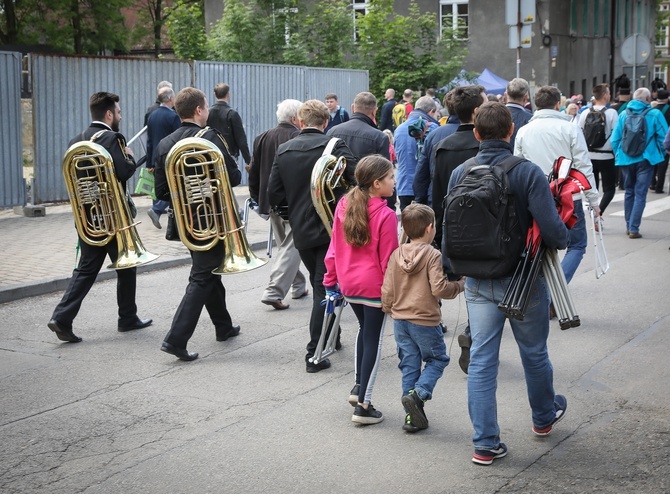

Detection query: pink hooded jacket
xmin=324 ymin=196 xmax=398 ymax=307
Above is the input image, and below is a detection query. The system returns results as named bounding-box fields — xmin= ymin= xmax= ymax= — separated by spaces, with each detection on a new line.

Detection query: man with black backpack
xmin=579 ymin=84 xmax=619 ymax=215
xmin=611 ymin=87 xmax=668 ymax=238
xmin=445 ymin=102 xmax=569 ymax=465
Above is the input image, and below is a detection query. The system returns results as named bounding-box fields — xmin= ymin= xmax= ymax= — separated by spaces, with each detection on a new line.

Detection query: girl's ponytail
xmin=343 ymin=155 xmax=393 ymax=247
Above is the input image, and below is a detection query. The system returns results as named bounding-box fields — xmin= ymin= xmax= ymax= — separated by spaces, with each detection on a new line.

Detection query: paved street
xmin=0 ymin=190 xmax=669 ymax=493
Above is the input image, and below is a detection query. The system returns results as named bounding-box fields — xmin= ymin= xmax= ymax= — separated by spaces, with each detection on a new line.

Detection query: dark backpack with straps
xmin=442 ymin=155 xmax=526 ymax=278
xmin=621 ymin=107 xmax=651 ymax=157
xmin=583 ymin=108 xmax=608 ymax=150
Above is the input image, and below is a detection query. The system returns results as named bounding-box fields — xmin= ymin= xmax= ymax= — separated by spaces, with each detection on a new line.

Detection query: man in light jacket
xmin=515 ymin=86 xmax=600 ymax=284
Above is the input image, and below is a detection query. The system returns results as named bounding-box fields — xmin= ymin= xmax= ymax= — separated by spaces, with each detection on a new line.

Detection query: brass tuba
xmin=165 ymin=137 xmax=267 ymax=274
xmin=62 ymin=141 xmax=159 ymax=269
xmin=310 ymin=138 xmax=352 ymax=237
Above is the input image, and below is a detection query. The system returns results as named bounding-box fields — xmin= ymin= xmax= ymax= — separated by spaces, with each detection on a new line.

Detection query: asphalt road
xmin=1 ymin=201 xmax=669 ymax=493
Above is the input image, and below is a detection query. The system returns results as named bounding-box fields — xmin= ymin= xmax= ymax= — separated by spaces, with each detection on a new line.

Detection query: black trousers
xmin=298 ymin=243 xmax=337 ymax=360
xmin=51 ymin=236 xmax=137 ymax=330
xmin=163 ymin=242 xmax=234 ymax=349
xmin=591 ymin=157 xmax=616 ymax=213
xmin=651 ymin=154 xmax=669 ymax=193
xmin=399 ymin=195 xmax=413 ymax=211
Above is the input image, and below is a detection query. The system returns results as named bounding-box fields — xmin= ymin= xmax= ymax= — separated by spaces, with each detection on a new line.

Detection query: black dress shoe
xmin=48 ymin=319 xmax=82 ymax=343
xmin=216 ymin=325 xmax=241 ymax=341
xmin=118 ymin=318 xmax=153 ymax=332
xmin=306 ymin=358 xmax=331 ymax=373
xmin=161 ymin=342 xmax=198 ymax=361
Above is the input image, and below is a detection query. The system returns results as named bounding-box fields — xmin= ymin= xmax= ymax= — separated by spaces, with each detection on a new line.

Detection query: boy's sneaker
xmin=472 ymin=443 xmax=508 ymax=465
xmin=402 ymin=414 xmax=420 ymax=433
xmin=351 ymin=404 xmax=383 ymax=425
xmin=348 ymin=384 xmax=360 ymax=407
xmin=532 ymin=394 xmax=567 ymax=436
xmin=401 ymin=390 xmax=428 ymax=429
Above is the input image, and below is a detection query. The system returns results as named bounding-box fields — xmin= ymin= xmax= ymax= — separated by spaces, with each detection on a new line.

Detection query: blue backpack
xmin=621 ymin=107 xmax=651 ymax=157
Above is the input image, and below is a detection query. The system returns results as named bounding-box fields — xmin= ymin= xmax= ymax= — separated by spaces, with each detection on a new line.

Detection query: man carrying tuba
xmin=154 ymin=87 xmax=242 ymax=361
xmin=267 ymin=100 xmax=357 ymax=373
xmin=48 ymin=92 xmax=153 ymax=343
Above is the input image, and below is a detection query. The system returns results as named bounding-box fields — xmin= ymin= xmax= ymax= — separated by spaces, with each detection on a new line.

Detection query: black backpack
xmin=442 ymin=155 xmax=526 ymax=278
xmin=583 ymin=108 xmax=608 ymax=151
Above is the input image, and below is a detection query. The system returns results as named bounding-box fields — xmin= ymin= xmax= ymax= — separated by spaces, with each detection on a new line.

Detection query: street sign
xmin=505 ymin=0 xmax=536 ymax=26
xmin=509 ymin=24 xmax=533 ymax=49
xmin=621 ymin=34 xmax=651 ymax=65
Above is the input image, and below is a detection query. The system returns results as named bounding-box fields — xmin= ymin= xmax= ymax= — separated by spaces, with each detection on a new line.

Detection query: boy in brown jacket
xmin=382 ymin=203 xmax=465 ymax=432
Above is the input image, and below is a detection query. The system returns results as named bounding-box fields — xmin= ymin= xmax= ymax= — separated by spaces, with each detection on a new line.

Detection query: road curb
xmin=0 ymin=240 xmax=269 ymax=305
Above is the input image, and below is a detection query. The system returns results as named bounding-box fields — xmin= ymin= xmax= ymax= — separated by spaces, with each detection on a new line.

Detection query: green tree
xmin=165 ymin=0 xmax=207 ymax=60
xmin=283 ymin=0 xmax=354 ymax=68
xmin=207 ymin=0 xmax=268 ymax=62
xmin=1 ymin=0 xmax=131 ymax=54
xmin=207 ymin=0 xmax=353 ymax=66
xmin=129 ymin=0 xmax=168 ymax=57
xmin=354 ymin=0 xmax=466 ymax=98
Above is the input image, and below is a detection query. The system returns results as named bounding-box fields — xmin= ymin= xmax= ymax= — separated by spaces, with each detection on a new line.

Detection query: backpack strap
xmin=495 ymin=155 xmax=526 ymax=173
xmin=460 ymin=157 xmax=479 ymax=175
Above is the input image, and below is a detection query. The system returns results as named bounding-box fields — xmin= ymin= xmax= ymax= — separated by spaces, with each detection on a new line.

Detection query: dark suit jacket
xmin=432 ymin=124 xmax=479 ymax=249
xmin=327 ymin=113 xmax=390 ymax=160
xmin=379 ymin=99 xmax=397 ymax=132
xmin=146 ymin=105 xmax=181 ymax=168
xmin=267 ymin=128 xmax=357 ymax=250
xmin=248 ymin=122 xmax=300 ymax=215
xmin=207 ymin=101 xmax=251 ymax=164
xmin=507 ymin=103 xmax=532 ymax=148
xmin=68 ymin=123 xmax=137 ymax=187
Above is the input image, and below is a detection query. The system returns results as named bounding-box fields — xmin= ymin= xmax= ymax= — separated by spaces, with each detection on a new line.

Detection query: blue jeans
xmin=394 ymin=319 xmax=449 ymax=401
xmin=465 ymin=276 xmax=557 ymax=450
xmin=620 ymin=161 xmax=654 ymax=234
xmin=152 ymin=199 xmax=169 ymax=215
xmin=561 ymin=199 xmax=586 ymax=284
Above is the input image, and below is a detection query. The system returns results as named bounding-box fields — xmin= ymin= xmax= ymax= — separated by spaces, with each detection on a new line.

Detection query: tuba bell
xmin=165 ymin=137 xmax=267 ymax=274
xmin=310 ymin=139 xmax=352 ymax=237
xmin=62 ymin=141 xmax=159 ymax=269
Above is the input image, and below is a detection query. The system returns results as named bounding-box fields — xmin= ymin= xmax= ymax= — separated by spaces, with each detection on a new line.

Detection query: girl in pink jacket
xmin=324 ymin=155 xmax=398 ymax=425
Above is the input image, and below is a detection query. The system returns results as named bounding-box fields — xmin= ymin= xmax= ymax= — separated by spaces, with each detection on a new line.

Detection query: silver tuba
xmin=310 ymin=138 xmax=352 ymax=236
xmin=62 ymin=141 xmax=159 ymax=269
xmin=165 ymin=137 xmax=267 ymax=274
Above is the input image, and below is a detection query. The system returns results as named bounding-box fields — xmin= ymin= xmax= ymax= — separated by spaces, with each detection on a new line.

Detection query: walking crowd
xmin=48 ymin=73 xmax=668 ymax=466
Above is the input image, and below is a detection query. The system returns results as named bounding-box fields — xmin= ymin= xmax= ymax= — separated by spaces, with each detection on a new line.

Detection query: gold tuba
xmin=62 ymin=141 xmax=159 ymax=270
xmin=310 ymin=139 xmax=352 ymax=237
xmin=165 ymin=137 xmax=267 ymax=274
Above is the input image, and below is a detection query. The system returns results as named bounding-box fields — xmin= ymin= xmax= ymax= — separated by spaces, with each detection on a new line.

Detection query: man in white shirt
xmin=515 ymin=86 xmax=600 ymax=284
xmin=578 ymin=83 xmax=619 ymax=214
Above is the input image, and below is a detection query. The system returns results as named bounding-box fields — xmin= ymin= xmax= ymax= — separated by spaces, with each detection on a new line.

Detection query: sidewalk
xmin=0 ymin=187 xmax=271 ymax=304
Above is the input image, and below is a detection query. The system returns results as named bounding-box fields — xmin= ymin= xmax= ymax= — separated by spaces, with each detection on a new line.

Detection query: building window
xmin=656 ymin=25 xmax=668 ymax=48
xmin=654 ymin=65 xmax=666 ymax=83
xmin=440 ymin=0 xmax=469 ymax=40
xmin=352 ymin=1 xmax=369 ymax=42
